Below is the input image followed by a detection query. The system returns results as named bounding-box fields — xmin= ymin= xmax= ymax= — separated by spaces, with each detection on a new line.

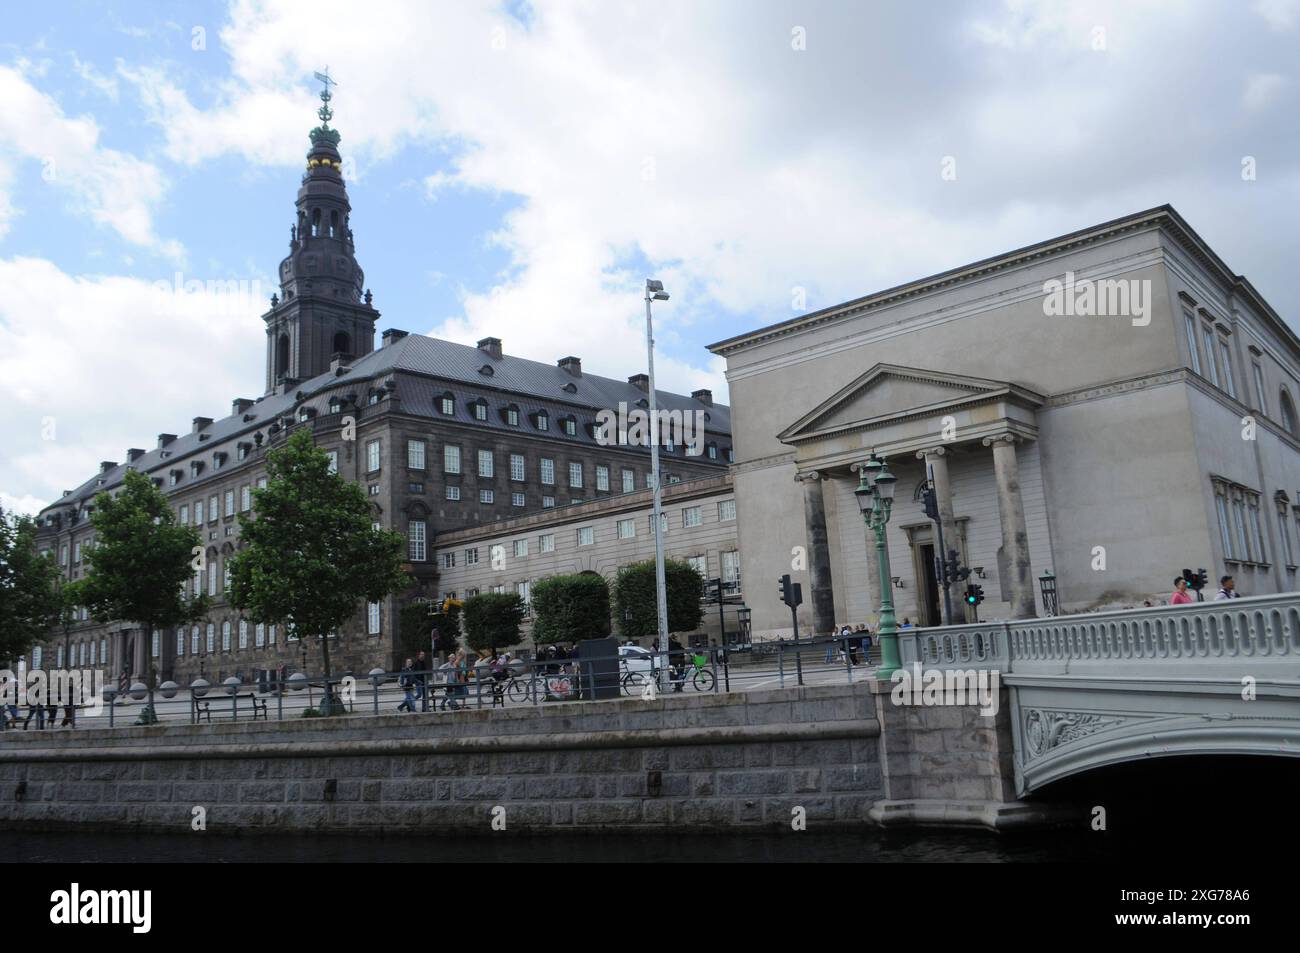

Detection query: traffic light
xmin=964 ymin=584 xmax=984 ymax=607
xmin=777 ymin=574 xmax=803 ymax=609
xmin=921 ymin=485 xmax=939 ymax=522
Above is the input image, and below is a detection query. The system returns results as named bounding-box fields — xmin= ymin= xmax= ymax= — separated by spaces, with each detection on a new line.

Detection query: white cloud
xmin=0 ymin=64 xmax=180 ymax=257
xmin=1243 ymin=71 xmax=1288 ymax=111
xmin=1253 ymin=0 xmax=1300 ymax=30
xmin=0 ymin=256 xmax=267 ymax=511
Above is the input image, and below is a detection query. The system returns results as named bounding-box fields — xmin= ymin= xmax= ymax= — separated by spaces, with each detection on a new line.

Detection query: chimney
xmin=125 ymin=448 xmax=145 ymax=463
xmin=558 ymin=356 xmax=582 ymax=377
xmin=232 ymin=398 xmax=254 ymax=416
xmin=477 ymin=336 xmax=503 ymax=360
xmin=192 ymin=416 xmax=213 ymax=433
xmin=628 ymin=373 xmax=649 ymax=391
xmin=157 ymin=433 xmax=177 ymax=449
xmin=382 ymin=328 xmax=409 ymax=347
xmin=99 ymin=461 xmax=117 ymax=474
xmin=691 ymin=389 xmax=713 ymax=406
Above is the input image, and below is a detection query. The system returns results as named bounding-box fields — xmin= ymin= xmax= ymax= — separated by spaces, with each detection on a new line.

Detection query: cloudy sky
xmin=1 ymin=0 xmax=1297 ymax=514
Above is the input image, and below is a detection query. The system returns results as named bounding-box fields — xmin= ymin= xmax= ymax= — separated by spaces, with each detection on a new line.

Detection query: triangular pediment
xmin=779 ymin=364 xmax=1022 ymax=443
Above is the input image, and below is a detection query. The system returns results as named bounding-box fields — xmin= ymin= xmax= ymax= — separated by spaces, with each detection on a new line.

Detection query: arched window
xmin=1281 ymin=388 xmax=1297 ymax=436
xmin=329 ymin=210 xmax=339 ymax=238
xmin=332 ymin=331 xmax=351 ymax=356
xmin=276 ymin=334 xmax=290 ymax=377
xmin=311 ymin=208 xmax=321 ymax=237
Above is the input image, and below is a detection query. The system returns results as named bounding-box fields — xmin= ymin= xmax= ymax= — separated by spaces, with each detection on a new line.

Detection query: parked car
xmin=618 ymin=645 xmax=663 ymax=675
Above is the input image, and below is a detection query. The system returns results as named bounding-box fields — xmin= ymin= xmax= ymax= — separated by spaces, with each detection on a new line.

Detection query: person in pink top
xmin=1169 ymin=576 xmax=1194 ymax=605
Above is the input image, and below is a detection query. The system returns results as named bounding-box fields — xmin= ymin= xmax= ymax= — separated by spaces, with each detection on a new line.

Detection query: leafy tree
xmin=229 ymin=430 xmax=410 ymax=713
xmin=531 ymin=574 xmax=611 ymax=644
xmin=460 ymin=592 xmax=527 ymax=653
xmin=70 ymin=470 xmax=210 ymax=723
xmin=0 ymin=508 xmax=64 ymax=663
xmin=613 ymin=558 xmax=704 ymax=642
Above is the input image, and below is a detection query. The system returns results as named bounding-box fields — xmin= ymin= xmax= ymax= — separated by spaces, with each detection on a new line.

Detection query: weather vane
xmin=313 ymin=68 xmax=338 ymax=126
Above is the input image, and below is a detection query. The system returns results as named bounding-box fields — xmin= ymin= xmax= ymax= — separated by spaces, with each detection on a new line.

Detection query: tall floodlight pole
xmin=645 ymin=279 xmax=671 ymax=689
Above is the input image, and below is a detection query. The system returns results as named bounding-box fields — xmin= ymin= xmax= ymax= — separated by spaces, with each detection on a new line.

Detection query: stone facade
xmin=710 ymin=207 xmax=1300 ymax=638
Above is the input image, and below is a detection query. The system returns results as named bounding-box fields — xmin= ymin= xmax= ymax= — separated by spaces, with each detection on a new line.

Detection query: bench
xmin=193 ymin=692 xmax=269 ymax=723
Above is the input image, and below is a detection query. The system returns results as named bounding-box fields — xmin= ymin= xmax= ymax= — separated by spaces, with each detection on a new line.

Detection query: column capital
xmin=793 ymin=470 xmax=823 ymax=484
xmin=916 ymin=446 xmax=948 ymax=460
xmin=981 ymin=433 xmax=1020 ymax=448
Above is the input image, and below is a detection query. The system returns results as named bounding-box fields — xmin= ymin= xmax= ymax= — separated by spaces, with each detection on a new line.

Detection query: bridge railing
xmin=896 ymin=592 xmax=1300 ymax=676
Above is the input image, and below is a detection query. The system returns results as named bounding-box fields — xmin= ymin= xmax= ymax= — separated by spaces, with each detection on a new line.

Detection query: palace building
xmin=28 ymin=90 xmax=731 ymax=682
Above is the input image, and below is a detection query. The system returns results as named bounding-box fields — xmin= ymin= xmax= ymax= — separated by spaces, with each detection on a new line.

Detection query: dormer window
xmin=505 ymin=405 xmax=520 ymax=427
xmin=563 ymin=382 xmax=577 ymax=394
xmin=726 ymin=447 xmax=734 ymax=463
xmin=479 ymin=364 xmax=495 ymax=377
xmin=237 ymin=444 xmax=249 ymax=461
xmin=533 ymin=411 xmax=549 ymax=431
xmin=438 ymin=393 xmax=455 ymax=416
xmin=190 ymin=461 xmax=204 ymax=477
xmin=635 ymin=398 xmax=648 ymax=409
xmin=562 ymin=417 xmax=577 ymax=437
xmin=213 ymin=452 xmax=227 ymax=470
xmin=168 ymin=470 xmax=180 ymax=486
xmin=471 ymin=400 xmax=488 ymax=422
xmin=328 ymin=398 xmax=342 ymax=414
xmin=298 ymin=408 xmax=316 ymax=423
xmin=707 ymin=443 xmax=718 ymax=460
xmin=367 ymin=391 xmax=380 ymax=406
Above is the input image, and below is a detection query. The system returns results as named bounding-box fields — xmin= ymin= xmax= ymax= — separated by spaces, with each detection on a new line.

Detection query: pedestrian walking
xmin=414 ymin=649 xmax=430 ymax=708
xmin=397 ymin=658 xmax=417 ymax=712
xmin=1170 ymin=576 xmax=1194 ymax=605
xmin=1213 ymin=575 xmax=1241 ymax=600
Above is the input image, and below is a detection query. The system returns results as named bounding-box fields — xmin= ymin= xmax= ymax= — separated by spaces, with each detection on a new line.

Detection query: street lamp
xmin=1038 ymin=569 xmax=1058 ymax=617
xmin=854 ymin=455 xmax=902 ymax=678
xmin=645 ymin=278 xmax=671 ymax=688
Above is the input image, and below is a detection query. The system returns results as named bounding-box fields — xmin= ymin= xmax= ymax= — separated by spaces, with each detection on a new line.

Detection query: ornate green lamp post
xmin=855 ymin=455 xmax=902 ymax=678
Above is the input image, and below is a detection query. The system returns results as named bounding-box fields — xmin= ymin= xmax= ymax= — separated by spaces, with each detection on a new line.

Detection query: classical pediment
xmin=778 ymin=364 xmax=1040 ymax=445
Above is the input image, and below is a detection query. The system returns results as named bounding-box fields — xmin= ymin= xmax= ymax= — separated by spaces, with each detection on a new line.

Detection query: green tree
xmin=228 ymin=429 xmax=409 ymax=713
xmin=531 ymin=573 xmax=610 ymax=644
xmin=69 ymin=470 xmax=210 ymax=723
xmin=460 ymin=592 xmax=527 ymax=653
xmin=0 ymin=508 xmax=64 ymax=663
xmin=613 ymin=558 xmax=705 ymax=641
xmin=398 ymin=599 xmax=461 ymax=660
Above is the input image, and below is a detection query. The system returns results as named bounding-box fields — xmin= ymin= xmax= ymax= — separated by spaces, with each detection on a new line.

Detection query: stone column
xmin=795 ymin=470 xmax=837 ymax=636
xmin=983 ymin=434 xmax=1036 ymax=619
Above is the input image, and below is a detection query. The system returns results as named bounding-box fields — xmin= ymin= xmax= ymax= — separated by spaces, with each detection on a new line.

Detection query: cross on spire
xmin=313 ymin=68 xmax=338 ymax=125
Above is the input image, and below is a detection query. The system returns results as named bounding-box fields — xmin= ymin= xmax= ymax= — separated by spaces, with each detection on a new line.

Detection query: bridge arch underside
xmin=1008 ymin=680 xmax=1300 ymax=797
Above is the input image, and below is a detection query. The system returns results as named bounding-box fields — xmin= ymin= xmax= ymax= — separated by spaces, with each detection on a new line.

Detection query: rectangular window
xmin=512 ymin=492 xmax=525 ymax=507
xmin=537 ymin=414 xmax=549 ymax=432
xmin=60 ymin=544 xmax=68 ymax=566
xmin=257 ymin=477 xmax=268 ymax=490
xmin=539 ymin=533 xmax=555 ymax=553
xmin=513 ymin=539 xmax=529 ymax=558
xmin=617 ymin=518 xmax=635 ymax=539
xmin=489 ymin=544 xmax=505 ymax=566
xmin=256 ymin=623 xmax=266 ymax=648
xmin=687 ymin=555 xmax=707 ymax=577
xmin=478 ymin=449 xmax=494 ymax=478
xmin=224 ymin=490 xmax=235 ymax=517
xmin=718 ymin=500 xmax=736 ymax=521
xmin=480 ymin=489 xmax=494 ymax=504
xmin=473 ymin=402 xmax=488 ymax=421
xmin=180 ymin=504 xmax=189 ymax=524
xmin=207 ymin=561 xmax=218 ymax=596
xmin=1278 ymin=510 xmax=1295 ymax=567
xmin=368 ymin=601 xmax=381 ymax=635
xmin=542 ymin=495 xmax=555 ymax=508
xmin=622 ymin=469 xmax=634 ymax=493
xmin=368 ymin=484 xmax=381 ymax=496
xmin=683 ymin=506 xmax=702 ymax=528
xmin=577 ymin=526 xmax=594 ymax=546
xmin=1216 ymin=495 xmax=1233 ymax=559
xmin=238 ymin=620 xmax=248 ymax=650
xmin=541 ymin=458 xmax=555 ymax=485
xmin=1219 ymin=340 xmax=1236 ymax=398
xmin=510 ymin=454 xmax=525 ymax=481
xmin=444 ymin=445 xmax=461 ymax=474
xmin=195 ymin=500 xmax=204 ymax=524
xmin=409 ymin=520 xmax=427 ymax=561
xmin=408 ymin=440 xmax=426 ymax=469
xmin=516 ymin=580 xmax=531 ymax=604
xmin=507 ymin=408 xmax=519 ymax=426
xmin=408 ymin=482 xmax=424 ymax=494
xmin=206 ymin=623 xmax=215 ymax=653
xmin=222 ymin=621 xmax=231 ymax=652
xmin=466 ymin=548 xmax=479 ymax=565
xmin=1248 ymin=498 xmax=1266 ymax=563
xmin=73 ymin=541 xmax=81 ymax=563
xmin=192 ymin=626 xmax=200 ymax=656
xmin=1232 ymin=496 xmax=1250 ymax=561
xmin=446 ymin=485 xmax=461 ymax=501
xmin=440 ymin=396 xmax=454 ymax=415
xmin=269 ymin=624 xmax=277 ymax=645
xmin=1253 ymin=362 xmax=1268 ymax=415
xmin=209 ymin=496 xmax=219 ymax=522
xmin=241 ymin=485 xmax=251 ymax=512
xmin=649 ymin=513 xmax=668 ymax=535
xmin=366 ymin=439 xmax=381 ymax=473
xmin=1184 ymin=310 xmax=1201 ymax=375
xmin=1201 ymin=326 xmax=1220 ymax=387
xmin=569 ymin=462 xmax=583 ymax=488
xmin=722 ymin=550 xmax=741 ymax=586
xmin=442 ymin=552 xmax=457 ymax=569
xmin=596 ymin=465 xmax=609 ymax=491
xmin=327 ymin=450 xmax=339 ymax=474
xmin=151 ymin=630 xmax=160 ymax=659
